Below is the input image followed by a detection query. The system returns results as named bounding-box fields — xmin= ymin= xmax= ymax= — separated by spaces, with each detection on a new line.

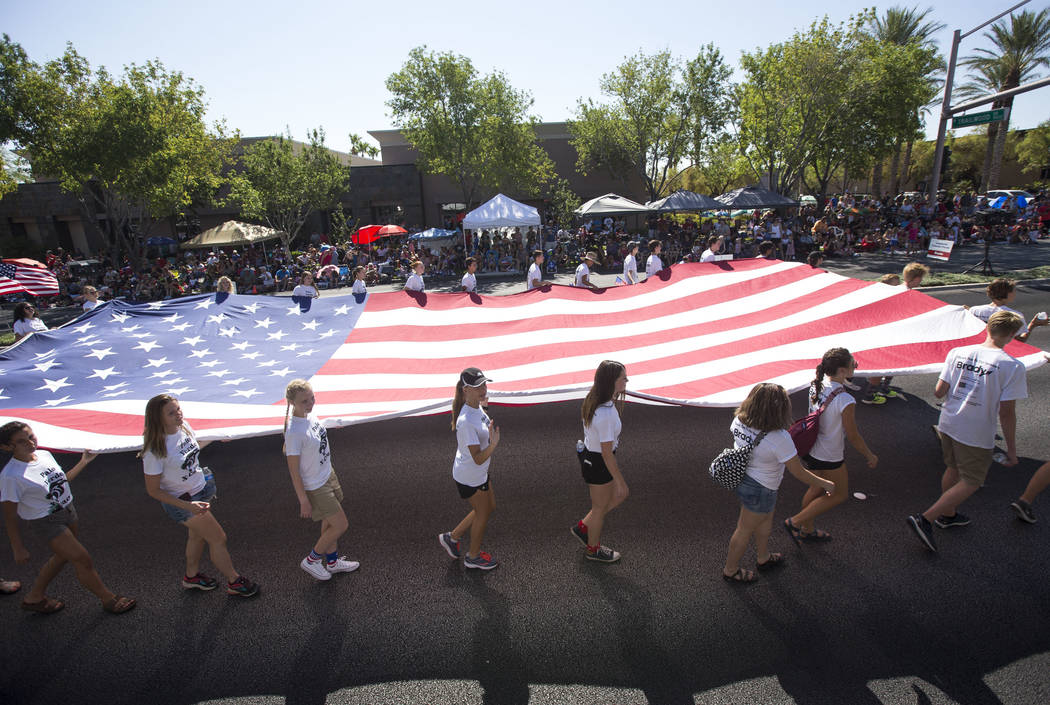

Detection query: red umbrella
xmin=4 ymin=257 xmax=48 ymax=269
xmin=352 ymin=224 xmax=406 ymax=245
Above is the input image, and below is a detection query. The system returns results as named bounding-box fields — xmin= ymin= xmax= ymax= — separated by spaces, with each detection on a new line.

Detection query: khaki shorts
xmin=306 ymin=472 xmax=343 ymax=521
xmin=938 ymin=431 xmax=993 ymax=486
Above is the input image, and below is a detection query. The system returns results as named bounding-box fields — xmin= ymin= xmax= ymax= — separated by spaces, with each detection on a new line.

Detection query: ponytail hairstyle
xmin=581 ymin=360 xmax=626 ymax=426
xmin=450 ymin=379 xmax=466 ymax=431
xmin=140 ymin=394 xmax=189 ymax=459
xmin=283 ymin=379 xmax=313 ymax=452
xmin=811 ymin=347 xmax=853 ymax=404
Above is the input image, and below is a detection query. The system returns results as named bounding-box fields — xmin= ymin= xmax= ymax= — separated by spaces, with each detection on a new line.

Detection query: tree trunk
xmin=871 ymin=159 xmax=883 ymax=198
xmin=900 ymin=140 xmax=914 ymax=192
xmin=841 ymin=166 xmax=849 ymax=193
xmin=981 ymin=122 xmax=998 ymax=192
xmin=988 ymin=100 xmax=1013 ymax=190
xmin=888 ymin=139 xmax=902 ymax=196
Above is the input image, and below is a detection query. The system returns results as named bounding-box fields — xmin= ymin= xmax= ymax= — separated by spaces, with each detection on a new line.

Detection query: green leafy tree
xmin=1015 ymin=120 xmax=1050 ymax=174
xmin=226 ymin=128 xmax=351 ymax=258
xmin=386 ymin=46 xmax=553 ymax=209
xmin=348 ymin=132 xmax=378 ymax=159
xmin=683 ymin=136 xmax=750 ymax=196
xmin=570 ymin=48 xmax=732 ymax=202
xmin=960 ymin=8 xmax=1050 ymax=190
xmin=7 ymin=42 xmax=234 ymax=264
xmin=546 ymin=177 xmax=580 ymax=229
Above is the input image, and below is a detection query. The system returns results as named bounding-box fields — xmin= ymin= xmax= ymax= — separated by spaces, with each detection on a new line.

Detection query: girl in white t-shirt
xmin=722 ymin=384 xmax=835 ymax=583
xmin=404 ymin=260 xmax=425 ymax=292
xmin=623 ymin=241 xmax=640 ymax=284
xmin=438 ymin=367 xmax=501 ymax=570
xmin=11 ymin=302 xmax=48 ymax=343
xmin=292 ymin=272 xmax=319 ymax=299
xmin=785 ymin=348 xmax=877 ymax=543
xmin=283 ymin=380 xmax=359 ymax=581
xmin=0 ymin=421 xmax=135 ymax=614
xmin=571 ymin=360 xmax=629 ymax=563
xmin=140 ymin=394 xmax=258 ymax=597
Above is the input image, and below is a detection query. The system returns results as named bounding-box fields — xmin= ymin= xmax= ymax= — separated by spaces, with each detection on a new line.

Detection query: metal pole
xmin=949 ymin=75 xmax=1050 ymax=114
xmin=928 ymin=29 xmax=960 ymax=203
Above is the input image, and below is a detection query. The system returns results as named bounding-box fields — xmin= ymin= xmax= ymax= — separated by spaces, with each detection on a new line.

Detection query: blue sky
xmin=3 ymin=0 xmax=1048 ymax=153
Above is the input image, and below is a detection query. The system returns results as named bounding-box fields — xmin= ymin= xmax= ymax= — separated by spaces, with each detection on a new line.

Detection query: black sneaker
xmin=907 ymin=514 xmax=937 ymax=552
xmin=586 ymin=546 xmax=621 ymax=563
xmin=934 ymin=512 xmax=971 ymax=529
xmin=226 ymin=576 xmax=260 ymax=597
xmin=1011 ymin=499 xmax=1037 ymax=524
xmin=570 ymin=524 xmax=588 ymax=546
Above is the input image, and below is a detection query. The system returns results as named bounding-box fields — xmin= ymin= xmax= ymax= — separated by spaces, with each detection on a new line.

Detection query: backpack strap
xmin=750 ymin=430 xmax=768 ymax=449
xmin=816 ymin=387 xmax=845 ymax=414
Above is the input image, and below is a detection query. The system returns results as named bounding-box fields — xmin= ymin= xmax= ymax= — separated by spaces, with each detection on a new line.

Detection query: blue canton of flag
xmin=0 ymin=292 xmax=366 ymax=451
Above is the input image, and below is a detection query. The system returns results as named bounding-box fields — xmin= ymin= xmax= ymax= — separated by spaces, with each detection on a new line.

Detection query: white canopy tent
xmin=575 ymin=193 xmax=650 ymax=216
xmin=462 ymin=194 xmax=541 ymax=230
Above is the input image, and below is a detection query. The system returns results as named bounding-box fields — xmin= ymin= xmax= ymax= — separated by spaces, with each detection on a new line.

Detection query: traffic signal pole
xmin=927 ymin=0 xmax=1030 ymax=202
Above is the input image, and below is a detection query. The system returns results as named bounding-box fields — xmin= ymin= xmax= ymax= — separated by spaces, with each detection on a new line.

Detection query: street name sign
xmin=952 ymin=109 xmax=1006 ymax=128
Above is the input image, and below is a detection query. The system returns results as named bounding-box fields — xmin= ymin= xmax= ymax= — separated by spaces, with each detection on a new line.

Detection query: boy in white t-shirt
xmin=968 ymin=278 xmax=1047 ymax=341
xmin=527 ymin=250 xmax=544 ymax=290
xmin=461 ymin=257 xmax=478 ymax=293
xmin=575 ymin=251 xmax=599 ymax=289
xmin=645 ymin=239 xmax=664 ymax=278
xmin=907 ymin=311 xmax=1028 ymax=552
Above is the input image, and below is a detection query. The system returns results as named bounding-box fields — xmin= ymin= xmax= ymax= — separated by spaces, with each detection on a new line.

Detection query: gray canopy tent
xmin=715 ymin=186 xmax=800 ymax=210
xmin=180 ymin=221 xmax=285 ymax=250
xmin=645 ymin=190 xmax=722 ymax=212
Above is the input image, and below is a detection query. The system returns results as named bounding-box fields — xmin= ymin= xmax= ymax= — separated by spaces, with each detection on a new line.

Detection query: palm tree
xmin=960 ymin=8 xmax=1050 ymax=190
xmin=956 ymin=60 xmax=1011 ymax=193
xmin=870 ymin=6 xmax=946 ymax=196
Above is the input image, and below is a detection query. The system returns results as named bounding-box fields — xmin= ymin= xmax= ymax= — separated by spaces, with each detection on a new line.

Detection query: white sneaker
xmin=300 ymin=556 xmax=331 ymax=581
xmin=325 ymin=557 xmax=360 ymax=574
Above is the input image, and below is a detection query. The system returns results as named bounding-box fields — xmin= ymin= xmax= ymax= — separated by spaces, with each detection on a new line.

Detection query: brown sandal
xmin=757 ymin=552 xmax=785 ymax=571
xmin=103 ymin=595 xmax=136 ymax=614
xmin=722 ymin=568 xmax=757 ymax=583
xmin=21 ymin=597 xmax=64 ymax=614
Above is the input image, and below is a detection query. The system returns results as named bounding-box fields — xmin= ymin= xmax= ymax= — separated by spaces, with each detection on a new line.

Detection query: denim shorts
xmin=735 ymin=474 xmax=778 ymax=514
xmin=26 ymin=504 xmax=78 ymax=542
xmin=162 ymin=475 xmax=217 ymax=523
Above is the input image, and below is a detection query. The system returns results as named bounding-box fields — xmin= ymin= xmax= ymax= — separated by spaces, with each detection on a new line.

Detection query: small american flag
xmin=0 ymin=259 xmax=60 ymax=297
xmin=0 ymin=260 xmax=1045 ymax=452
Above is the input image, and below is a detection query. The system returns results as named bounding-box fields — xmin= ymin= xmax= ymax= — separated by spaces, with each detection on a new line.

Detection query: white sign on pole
xmin=927 ymin=238 xmax=955 ymax=262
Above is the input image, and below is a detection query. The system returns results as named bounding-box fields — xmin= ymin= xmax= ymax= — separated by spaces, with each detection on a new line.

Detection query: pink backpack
xmin=789 ymin=388 xmax=844 ymax=457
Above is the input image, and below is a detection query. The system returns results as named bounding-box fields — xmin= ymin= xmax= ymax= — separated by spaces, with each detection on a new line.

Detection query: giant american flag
xmin=1 ymin=259 xmax=1045 ymax=452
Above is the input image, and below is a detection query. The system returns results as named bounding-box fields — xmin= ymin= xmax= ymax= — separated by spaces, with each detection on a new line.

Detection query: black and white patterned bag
xmin=708 ymin=431 xmax=767 ymax=491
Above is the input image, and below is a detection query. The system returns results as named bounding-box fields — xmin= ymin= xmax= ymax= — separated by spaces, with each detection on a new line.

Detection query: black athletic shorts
xmin=803 ymin=454 xmax=844 ymax=472
xmin=578 ymin=449 xmax=614 ymax=485
xmin=456 ymin=479 xmax=490 ymax=499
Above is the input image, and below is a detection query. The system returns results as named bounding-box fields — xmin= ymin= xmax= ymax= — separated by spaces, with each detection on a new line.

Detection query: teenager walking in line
xmin=439 ymin=368 xmax=501 ymax=570
xmin=572 ymin=360 xmax=630 ymax=563
xmin=283 ymin=380 xmax=359 ymax=581
xmin=722 ymin=384 xmax=836 ymax=583
xmin=1 ymin=422 xmax=135 ymax=614
xmin=785 ymin=348 xmax=877 ymax=543
xmin=141 ymin=394 xmax=259 ymax=597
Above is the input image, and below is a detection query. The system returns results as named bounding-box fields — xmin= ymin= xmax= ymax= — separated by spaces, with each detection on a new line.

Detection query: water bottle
xmin=992 ymin=451 xmax=1009 ymax=465
xmin=576 ymin=440 xmax=585 ymax=454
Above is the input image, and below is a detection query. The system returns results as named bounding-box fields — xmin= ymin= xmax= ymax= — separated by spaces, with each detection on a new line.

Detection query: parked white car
xmin=986 ymin=189 xmax=1034 ymax=202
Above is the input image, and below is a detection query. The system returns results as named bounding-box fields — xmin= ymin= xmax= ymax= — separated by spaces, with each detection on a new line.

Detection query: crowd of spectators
xmin=10 ymin=188 xmax=1050 ymax=309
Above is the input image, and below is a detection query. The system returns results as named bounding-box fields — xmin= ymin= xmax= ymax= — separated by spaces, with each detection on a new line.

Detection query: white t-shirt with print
xmin=453 ymin=404 xmax=491 ymax=486
xmin=284 ymin=414 xmax=333 ymax=491
xmin=730 ymin=418 xmax=798 ymax=490
xmin=623 ymin=254 xmax=638 ymax=283
xmin=13 ymin=318 xmax=47 ymax=336
xmin=937 ymin=343 xmax=1027 ymax=449
xmin=583 ymin=402 xmax=622 ymax=453
xmin=574 ymin=262 xmax=591 ymax=287
xmin=141 ymin=426 xmax=207 ymax=497
xmin=352 ymin=279 xmax=367 ymax=295
xmin=461 ymin=272 xmax=477 ymax=292
xmin=1 ymin=451 xmax=73 ymax=520
xmin=700 ymin=249 xmax=717 ymax=262
xmin=292 ymin=284 xmax=318 ymax=298
xmin=807 ymin=381 xmax=855 ymax=463
xmin=646 ymin=254 xmax=663 ymax=277
xmin=527 ymin=262 xmax=542 ymax=290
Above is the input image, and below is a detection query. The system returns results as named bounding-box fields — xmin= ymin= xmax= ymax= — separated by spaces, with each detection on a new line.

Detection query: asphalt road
xmin=2 ymin=285 xmax=1049 ymax=705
